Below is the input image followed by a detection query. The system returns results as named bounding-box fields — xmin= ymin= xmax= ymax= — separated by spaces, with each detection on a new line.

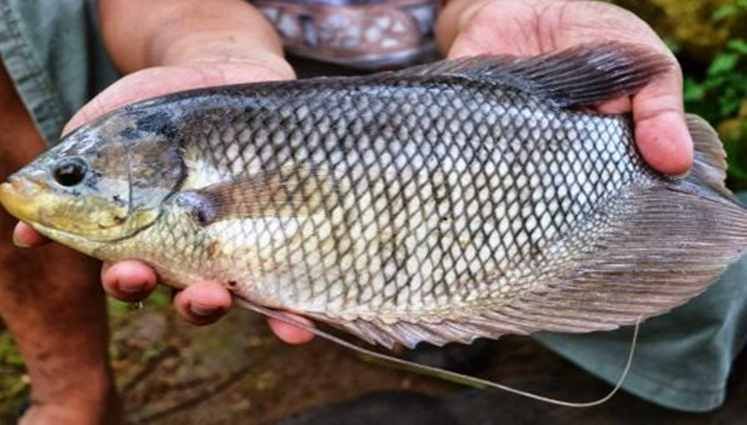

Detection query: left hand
xmin=12 ymin=0 xmax=315 ymax=345
xmin=437 ymin=0 xmax=693 ymax=176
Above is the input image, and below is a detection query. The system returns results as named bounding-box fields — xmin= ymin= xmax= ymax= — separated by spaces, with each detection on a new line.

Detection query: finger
xmin=435 ymin=0 xmax=493 ymax=54
xmin=12 ymin=222 xmax=50 ymax=248
xmin=62 ymin=67 xmax=224 ymax=134
xmin=596 ymin=97 xmax=632 ymax=115
xmin=173 ymin=281 xmax=232 ymax=326
xmin=267 ymin=314 xmax=315 ymax=345
xmin=62 ymin=58 xmax=294 ymax=136
xmin=62 ymin=32 xmax=294 ymax=136
xmin=100 ymin=260 xmax=158 ymax=302
xmin=632 ymin=67 xmax=693 ymax=176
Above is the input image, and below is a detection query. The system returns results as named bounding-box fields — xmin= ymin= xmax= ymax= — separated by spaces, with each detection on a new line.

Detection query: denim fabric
xmin=536 ymin=193 xmax=747 ymax=412
xmin=0 ymin=0 xmax=118 ymax=144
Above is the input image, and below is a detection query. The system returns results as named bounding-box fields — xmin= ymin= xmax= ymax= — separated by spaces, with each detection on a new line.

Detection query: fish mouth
xmin=0 ymin=176 xmax=45 ymax=223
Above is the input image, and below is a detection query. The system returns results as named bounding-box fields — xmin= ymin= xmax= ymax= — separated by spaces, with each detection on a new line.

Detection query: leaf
xmin=724 ymin=136 xmax=747 ymax=184
xmin=727 ymin=39 xmax=747 ymax=55
xmin=709 ymin=53 xmax=739 ymax=75
xmin=148 ymin=286 xmax=171 ymax=308
xmin=702 ymin=74 xmax=727 ymax=90
xmin=720 ymin=97 xmax=741 ymax=117
xmin=107 ymin=298 xmax=131 ymax=318
xmin=684 ymin=78 xmax=705 ymax=102
xmin=713 ymin=4 xmax=738 ymax=21
xmin=0 ymin=334 xmax=24 ymax=368
xmin=714 ymin=0 xmax=747 ymax=20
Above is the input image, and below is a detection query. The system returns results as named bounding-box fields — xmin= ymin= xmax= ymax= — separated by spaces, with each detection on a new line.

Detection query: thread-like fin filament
xmin=236 ymin=297 xmax=640 ymax=408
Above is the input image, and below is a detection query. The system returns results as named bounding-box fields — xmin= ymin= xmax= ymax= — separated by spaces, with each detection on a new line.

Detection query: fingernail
xmin=117 ymin=281 xmax=145 ymax=294
xmin=190 ymin=303 xmax=220 ymax=317
xmin=12 ymin=233 xmax=30 ymax=248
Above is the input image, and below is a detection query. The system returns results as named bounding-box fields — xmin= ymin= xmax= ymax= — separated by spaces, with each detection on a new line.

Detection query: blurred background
xmin=1 ymin=0 xmax=746 ymax=423
xmin=614 ymin=0 xmax=747 ymax=190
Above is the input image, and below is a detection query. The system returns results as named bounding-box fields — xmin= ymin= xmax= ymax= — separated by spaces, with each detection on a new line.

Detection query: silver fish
xmin=2 ymin=42 xmax=745 ymax=349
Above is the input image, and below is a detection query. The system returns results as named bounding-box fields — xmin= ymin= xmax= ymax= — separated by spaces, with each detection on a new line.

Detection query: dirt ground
xmin=105 ymin=300 xmax=453 ymax=425
xmin=1 ymin=295 xmax=746 ymax=424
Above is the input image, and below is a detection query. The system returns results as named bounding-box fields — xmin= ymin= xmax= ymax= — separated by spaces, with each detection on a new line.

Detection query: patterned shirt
xmin=252 ymin=0 xmax=443 ymax=69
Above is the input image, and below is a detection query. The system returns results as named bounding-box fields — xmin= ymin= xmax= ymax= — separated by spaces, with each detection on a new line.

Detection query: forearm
xmin=99 ymin=0 xmax=291 ymax=76
xmin=0 ymin=63 xmax=117 ymax=422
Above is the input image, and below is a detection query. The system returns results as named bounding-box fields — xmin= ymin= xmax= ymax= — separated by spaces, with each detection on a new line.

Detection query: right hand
xmin=13 ymin=0 xmax=316 ymax=345
xmin=438 ymin=0 xmax=692 ymax=176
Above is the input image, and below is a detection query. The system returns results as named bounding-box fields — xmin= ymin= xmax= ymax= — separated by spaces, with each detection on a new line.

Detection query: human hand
xmin=12 ymin=0 xmax=315 ymax=344
xmin=437 ymin=0 xmax=693 ymax=176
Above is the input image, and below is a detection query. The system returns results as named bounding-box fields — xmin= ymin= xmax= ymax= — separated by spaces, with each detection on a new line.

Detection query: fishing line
xmin=236 ymin=298 xmax=641 ymax=408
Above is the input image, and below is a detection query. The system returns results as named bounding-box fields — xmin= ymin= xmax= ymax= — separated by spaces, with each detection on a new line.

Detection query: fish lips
xmin=0 ymin=174 xmax=157 ymax=245
xmin=0 ymin=176 xmax=46 ymax=224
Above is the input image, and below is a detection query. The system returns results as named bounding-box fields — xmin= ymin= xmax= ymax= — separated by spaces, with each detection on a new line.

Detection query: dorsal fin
xmin=396 ymin=42 xmax=672 ymax=108
xmin=685 ymin=113 xmax=734 ymax=198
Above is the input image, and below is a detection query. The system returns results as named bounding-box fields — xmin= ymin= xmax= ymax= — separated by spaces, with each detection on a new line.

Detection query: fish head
xmin=0 ymin=106 xmax=185 ymax=252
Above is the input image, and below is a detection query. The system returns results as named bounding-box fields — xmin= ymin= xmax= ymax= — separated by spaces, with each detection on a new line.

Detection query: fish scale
xmin=125 ymin=76 xmax=647 ymax=320
xmin=180 ymin=103 xmax=625 ymax=319
xmin=4 ymin=42 xmax=747 ymax=349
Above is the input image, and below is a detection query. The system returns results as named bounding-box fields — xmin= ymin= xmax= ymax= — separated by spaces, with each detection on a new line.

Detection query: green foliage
xmin=684 ymin=39 xmax=747 ymax=120
xmin=107 ymin=286 xmax=172 ymax=320
xmin=0 ymin=333 xmax=28 ymax=421
xmin=684 ymin=37 xmax=747 ymax=187
xmin=0 ymin=333 xmax=23 ymax=368
xmin=712 ymin=0 xmax=747 ymax=21
xmin=684 ymin=37 xmax=747 ymax=110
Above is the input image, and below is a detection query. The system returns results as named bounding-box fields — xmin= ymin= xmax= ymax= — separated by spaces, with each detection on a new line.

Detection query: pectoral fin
xmin=175 ymin=167 xmax=333 ymax=225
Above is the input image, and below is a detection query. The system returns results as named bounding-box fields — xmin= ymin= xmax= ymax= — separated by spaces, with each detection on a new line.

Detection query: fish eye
xmin=52 ymin=157 xmax=88 ymax=187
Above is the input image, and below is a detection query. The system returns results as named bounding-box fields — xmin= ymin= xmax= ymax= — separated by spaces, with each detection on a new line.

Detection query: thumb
xmin=63 ymin=37 xmax=294 ymax=136
xmin=631 ymin=69 xmax=694 ymax=176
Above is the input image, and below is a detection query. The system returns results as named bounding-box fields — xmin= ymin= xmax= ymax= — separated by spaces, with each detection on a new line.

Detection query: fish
xmin=1 ymin=42 xmax=746 ymax=351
